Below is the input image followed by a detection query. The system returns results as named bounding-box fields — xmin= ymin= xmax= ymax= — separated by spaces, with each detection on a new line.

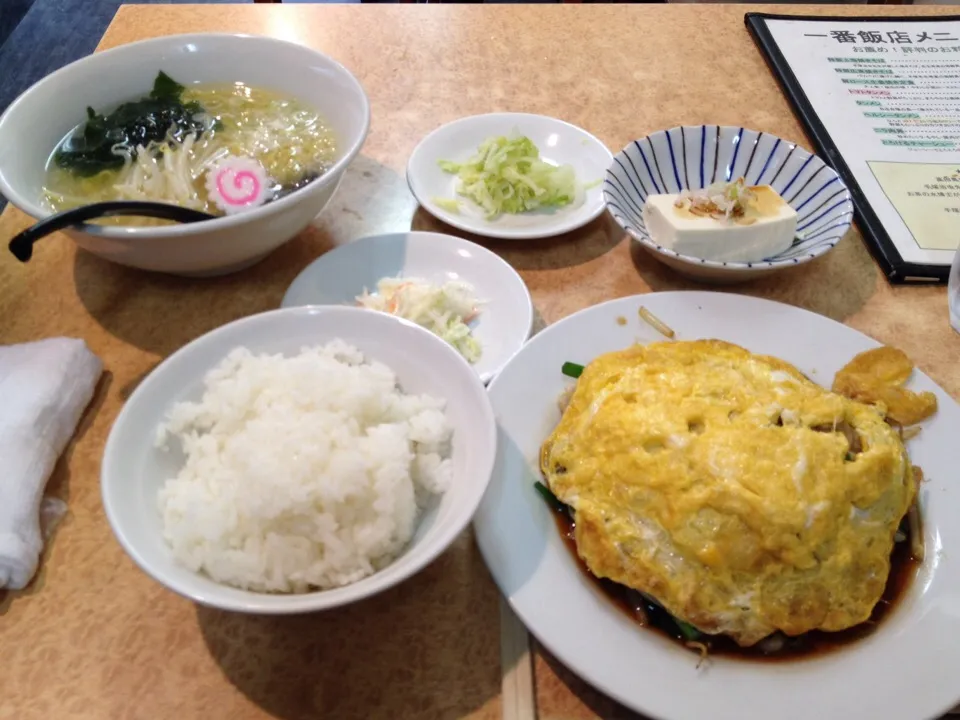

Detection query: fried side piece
xmin=833 ymin=347 xmax=937 ymax=426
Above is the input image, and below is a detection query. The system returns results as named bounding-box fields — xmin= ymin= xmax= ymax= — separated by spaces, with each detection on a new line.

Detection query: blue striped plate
xmin=603 ymin=126 xmax=853 ymax=280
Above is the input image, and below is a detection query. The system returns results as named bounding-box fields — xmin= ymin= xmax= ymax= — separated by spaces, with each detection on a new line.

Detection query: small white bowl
xmin=407 ymin=113 xmax=612 ymax=240
xmin=101 ymin=306 xmax=497 ymax=613
xmin=0 ymin=34 xmax=370 ymax=277
xmin=603 ymin=126 xmax=854 ymax=283
xmin=282 ymin=231 xmax=534 ymax=384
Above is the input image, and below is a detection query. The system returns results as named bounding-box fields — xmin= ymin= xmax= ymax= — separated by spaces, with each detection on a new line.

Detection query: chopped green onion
xmin=533 ymin=481 xmax=569 ymax=515
xmin=562 ymin=362 xmax=584 ymax=378
xmin=438 ymin=135 xmax=579 ymax=219
xmin=431 ymin=197 xmax=461 ymax=213
xmin=675 ymin=619 xmax=702 ymax=641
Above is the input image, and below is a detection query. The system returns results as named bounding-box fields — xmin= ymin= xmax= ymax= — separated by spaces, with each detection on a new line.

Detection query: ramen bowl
xmin=0 ymin=33 xmax=370 ymax=277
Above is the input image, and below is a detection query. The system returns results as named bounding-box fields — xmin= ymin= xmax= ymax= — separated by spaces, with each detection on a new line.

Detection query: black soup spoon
xmin=8 ymin=201 xmax=217 ymax=262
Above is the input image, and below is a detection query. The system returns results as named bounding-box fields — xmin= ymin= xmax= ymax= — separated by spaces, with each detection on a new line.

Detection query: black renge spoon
xmin=8 ymin=201 xmax=216 ymax=262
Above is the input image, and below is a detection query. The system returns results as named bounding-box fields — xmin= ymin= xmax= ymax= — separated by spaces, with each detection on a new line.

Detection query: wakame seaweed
xmin=53 ymin=71 xmax=212 ymax=177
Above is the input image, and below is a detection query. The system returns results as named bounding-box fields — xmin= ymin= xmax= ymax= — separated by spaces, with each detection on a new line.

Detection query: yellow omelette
xmin=541 ymin=340 xmax=917 ymax=647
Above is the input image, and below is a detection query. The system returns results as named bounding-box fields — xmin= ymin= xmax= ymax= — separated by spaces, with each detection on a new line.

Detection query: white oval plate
xmin=407 ymin=113 xmax=612 ymax=240
xmin=282 ymin=232 xmax=534 ymax=384
xmin=475 ymin=291 xmax=960 ymax=720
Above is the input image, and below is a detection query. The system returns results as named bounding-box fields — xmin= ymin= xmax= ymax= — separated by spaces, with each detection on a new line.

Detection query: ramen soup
xmin=43 ymin=71 xmax=337 ymax=224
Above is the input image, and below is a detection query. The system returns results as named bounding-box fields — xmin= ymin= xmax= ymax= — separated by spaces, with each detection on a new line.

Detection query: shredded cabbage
xmin=438 ymin=135 xmax=578 ymax=219
xmin=356 ymin=277 xmax=482 ymax=363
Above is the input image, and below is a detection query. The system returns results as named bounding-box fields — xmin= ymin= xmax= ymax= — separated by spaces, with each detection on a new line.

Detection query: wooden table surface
xmin=1 ymin=4 xmax=958 ymax=720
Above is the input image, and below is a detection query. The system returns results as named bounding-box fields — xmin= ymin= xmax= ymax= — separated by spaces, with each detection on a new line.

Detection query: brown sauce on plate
xmin=552 ymin=508 xmax=918 ymax=661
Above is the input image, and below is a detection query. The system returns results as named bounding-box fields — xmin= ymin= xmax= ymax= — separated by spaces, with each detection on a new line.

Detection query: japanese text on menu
xmin=802 ymin=27 xmax=960 ymax=151
xmin=766 ymin=19 xmax=960 ymax=262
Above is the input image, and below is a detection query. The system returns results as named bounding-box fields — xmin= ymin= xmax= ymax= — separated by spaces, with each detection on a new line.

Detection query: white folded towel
xmin=0 ymin=338 xmax=102 ymax=590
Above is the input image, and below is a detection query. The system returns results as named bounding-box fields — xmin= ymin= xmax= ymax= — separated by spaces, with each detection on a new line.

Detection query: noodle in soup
xmin=43 ymin=72 xmax=337 ymax=225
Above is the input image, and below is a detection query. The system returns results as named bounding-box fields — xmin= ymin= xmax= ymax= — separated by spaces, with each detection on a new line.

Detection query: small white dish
xmin=102 ymin=305 xmax=497 ymax=614
xmin=282 ymin=232 xmax=534 ymax=384
xmin=407 ymin=113 xmax=612 ymax=240
xmin=604 ymin=126 xmax=854 ymax=283
xmin=476 ymin=291 xmax=960 ymax=720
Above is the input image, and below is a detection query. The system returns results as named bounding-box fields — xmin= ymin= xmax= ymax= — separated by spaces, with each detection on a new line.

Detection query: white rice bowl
xmin=155 ymin=339 xmax=453 ymax=594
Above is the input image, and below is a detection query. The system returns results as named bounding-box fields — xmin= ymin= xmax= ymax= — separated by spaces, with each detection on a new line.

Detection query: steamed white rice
xmin=155 ymin=339 xmax=453 ymax=593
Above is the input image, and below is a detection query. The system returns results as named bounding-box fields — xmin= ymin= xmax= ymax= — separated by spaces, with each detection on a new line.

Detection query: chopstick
xmin=500 ymin=597 xmax=537 ymax=720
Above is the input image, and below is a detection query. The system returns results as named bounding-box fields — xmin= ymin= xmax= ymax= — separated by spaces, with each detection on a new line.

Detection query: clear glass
xmin=950 ymin=245 xmax=960 ymax=333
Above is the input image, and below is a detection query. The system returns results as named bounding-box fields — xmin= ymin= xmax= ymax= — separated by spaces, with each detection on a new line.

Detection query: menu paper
xmin=747 ymin=14 xmax=960 ymax=282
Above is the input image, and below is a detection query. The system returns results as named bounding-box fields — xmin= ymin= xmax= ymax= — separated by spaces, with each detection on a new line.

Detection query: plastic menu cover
xmin=747 ymin=13 xmax=960 ymax=283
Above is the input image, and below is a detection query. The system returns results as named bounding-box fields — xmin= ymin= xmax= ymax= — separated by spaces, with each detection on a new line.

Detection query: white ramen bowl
xmin=0 ymin=34 xmax=370 ymax=277
xmin=101 ymin=305 xmax=497 ymax=613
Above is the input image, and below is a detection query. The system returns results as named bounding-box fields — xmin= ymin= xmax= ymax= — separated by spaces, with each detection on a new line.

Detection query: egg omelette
xmin=540 ymin=340 xmax=917 ymax=647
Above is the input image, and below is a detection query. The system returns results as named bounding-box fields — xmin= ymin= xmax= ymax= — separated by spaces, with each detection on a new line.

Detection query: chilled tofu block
xmin=642 ymin=185 xmax=798 ymax=263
